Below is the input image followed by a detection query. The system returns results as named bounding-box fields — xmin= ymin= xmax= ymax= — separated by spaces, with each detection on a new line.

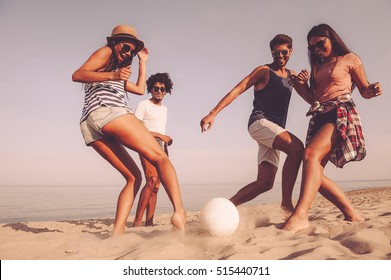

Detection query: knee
xmin=126 ymin=170 xmax=142 ymax=190
xmin=263 ymin=182 xmax=274 ymax=192
xmin=146 ymin=176 xmax=160 ymax=190
xmin=147 ymin=176 xmax=159 ymax=185
xmin=303 ymin=146 xmax=321 ymax=164
xmin=255 ymin=179 xmax=274 ymax=193
xmin=145 ymin=151 xmax=168 ymax=167
xmin=288 ymin=140 xmax=305 ymax=159
xmin=295 ymin=141 xmax=305 ymax=155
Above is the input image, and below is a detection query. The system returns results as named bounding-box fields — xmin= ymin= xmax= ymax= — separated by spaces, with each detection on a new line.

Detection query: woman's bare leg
xmin=91 ymin=137 xmax=142 ymax=236
xmin=282 ymin=123 xmax=338 ymax=232
xmin=102 ymin=114 xmax=186 ymax=232
xmin=319 ymin=176 xmax=364 ymax=222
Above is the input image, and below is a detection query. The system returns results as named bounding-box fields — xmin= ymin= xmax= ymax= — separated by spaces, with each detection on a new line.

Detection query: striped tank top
xmin=80 ymin=80 xmax=131 ymax=122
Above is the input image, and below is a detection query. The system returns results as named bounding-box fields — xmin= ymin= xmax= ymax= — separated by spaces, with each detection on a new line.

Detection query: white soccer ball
xmin=200 ymin=197 xmax=240 ymax=237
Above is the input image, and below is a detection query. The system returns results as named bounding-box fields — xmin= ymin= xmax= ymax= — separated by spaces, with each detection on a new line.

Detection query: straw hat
xmin=106 ymin=25 xmax=144 ymax=52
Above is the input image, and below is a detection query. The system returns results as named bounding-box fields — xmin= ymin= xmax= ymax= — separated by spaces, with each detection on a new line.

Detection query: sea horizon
xmin=1 ymin=179 xmax=390 ymax=224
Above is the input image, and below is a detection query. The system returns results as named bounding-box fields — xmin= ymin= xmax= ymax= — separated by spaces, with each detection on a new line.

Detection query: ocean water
xmin=0 ymin=180 xmax=390 ymax=223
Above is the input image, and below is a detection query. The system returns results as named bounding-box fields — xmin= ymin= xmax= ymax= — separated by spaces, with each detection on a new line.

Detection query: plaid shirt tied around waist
xmin=306 ymin=94 xmax=366 ymax=168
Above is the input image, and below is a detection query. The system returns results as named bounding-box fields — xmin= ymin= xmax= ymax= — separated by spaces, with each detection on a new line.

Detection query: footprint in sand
xmin=339 ymin=238 xmax=372 ymax=255
xmin=336 ymin=228 xmax=387 ymax=255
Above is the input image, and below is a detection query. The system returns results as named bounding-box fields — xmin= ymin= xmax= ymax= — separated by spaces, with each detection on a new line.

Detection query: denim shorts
xmin=307 ymin=108 xmax=337 ymax=140
xmin=80 ymin=106 xmax=133 ymax=145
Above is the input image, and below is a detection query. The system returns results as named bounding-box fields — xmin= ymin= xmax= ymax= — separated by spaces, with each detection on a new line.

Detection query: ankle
xmin=291 ymin=208 xmax=308 ymax=220
xmin=281 ymin=202 xmax=294 ymax=212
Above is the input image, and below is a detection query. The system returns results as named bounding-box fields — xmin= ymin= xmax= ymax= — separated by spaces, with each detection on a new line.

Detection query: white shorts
xmin=248 ymin=119 xmax=286 ymax=167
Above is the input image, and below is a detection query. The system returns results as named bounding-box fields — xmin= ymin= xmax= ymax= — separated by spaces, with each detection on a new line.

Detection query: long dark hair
xmin=307 ymin=24 xmax=352 ymax=91
xmin=100 ymin=40 xmax=122 ymax=72
xmin=307 ymin=23 xmax=351 ymax=65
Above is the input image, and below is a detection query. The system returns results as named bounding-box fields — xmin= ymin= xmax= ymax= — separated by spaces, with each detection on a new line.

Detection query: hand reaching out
xmin=367 ymin=82 xmax=382 ymax=97
xmin=289 ymin=69 xmax=309 ymax=87
xmin=200 ymin=113 xmax=215 ymax=132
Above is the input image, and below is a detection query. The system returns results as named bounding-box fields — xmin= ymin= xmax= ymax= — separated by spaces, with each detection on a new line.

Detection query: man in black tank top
xmin=200 ymin=34 xmax=304 ymax=213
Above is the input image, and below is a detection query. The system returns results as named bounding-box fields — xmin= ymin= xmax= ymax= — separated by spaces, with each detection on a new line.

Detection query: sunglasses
xmin=272 ymin=49 xmax=290 ymax=57
xmin=120 ymin=44 xmax=136 ymax=56
xmin=153 ymin=86 xmax=166 ymax=93
xmin=119 ymin=44 xmax=136 ymax=67
xmin=308 ymin=38 xmax=327 ymax=52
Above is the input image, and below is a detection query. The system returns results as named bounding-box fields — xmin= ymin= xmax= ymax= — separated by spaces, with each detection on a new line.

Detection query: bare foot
xmin=111 ymin=228 xmax=125 ymax=237
xmin=111 ymin=220 xmax=126 ymax=236
xmin=171 ymin=210 xmax=186 ymax=234
xmin=145 ymin=220 xmax=154 ymax=227
xmin=344 ymin=211 xmax=365 ymax=223
xmin=282 ymin=214 xmax=310 ymax=233
xmin=132 ymin=221 xmax=143 ymax=227
xmin=280 ymin=204 xmax=294 ymax=219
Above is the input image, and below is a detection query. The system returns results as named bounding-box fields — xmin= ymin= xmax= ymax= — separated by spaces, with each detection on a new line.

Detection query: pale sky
xmin=0 ymin=0 xmax=390 ymax=186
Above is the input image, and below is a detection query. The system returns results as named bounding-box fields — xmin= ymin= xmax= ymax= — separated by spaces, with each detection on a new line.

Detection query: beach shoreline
xmin=0 ymin=186 xmax=390 ymax=260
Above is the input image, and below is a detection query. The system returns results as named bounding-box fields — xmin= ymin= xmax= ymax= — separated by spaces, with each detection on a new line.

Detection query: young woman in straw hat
xmin=72 ymin=25 xmax=186 ymax=235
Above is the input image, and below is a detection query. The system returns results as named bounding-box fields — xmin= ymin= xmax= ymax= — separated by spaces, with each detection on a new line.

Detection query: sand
xmin=0 ymin=187 xmax=390 ymax=260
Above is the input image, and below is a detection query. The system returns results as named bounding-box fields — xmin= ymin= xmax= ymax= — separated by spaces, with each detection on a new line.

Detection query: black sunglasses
xmin=308 ymin=38 xmax=327 ymax=52
xmin=120 ymin=44 xmax=136 ymax=56
xmin=272 ymin=49 xmax=290 ymax=57
xmin=153 ymin=86 xmax=166 ymax=93
xmin=119 ymin=44 xmax=136 ymax=67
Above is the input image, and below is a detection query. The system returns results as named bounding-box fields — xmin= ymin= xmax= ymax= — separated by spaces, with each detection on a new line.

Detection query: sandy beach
xmin=0 ymin=187 xmax=390 ymax=260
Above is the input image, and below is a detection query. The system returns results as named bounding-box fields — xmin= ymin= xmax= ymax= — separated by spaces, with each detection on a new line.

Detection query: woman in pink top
xmin=284 ymin=23 xmax=383 ymax=233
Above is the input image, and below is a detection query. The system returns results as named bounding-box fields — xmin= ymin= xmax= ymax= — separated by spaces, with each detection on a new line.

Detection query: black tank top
xmin=248 ymin=66 xmax=293 ymax=128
